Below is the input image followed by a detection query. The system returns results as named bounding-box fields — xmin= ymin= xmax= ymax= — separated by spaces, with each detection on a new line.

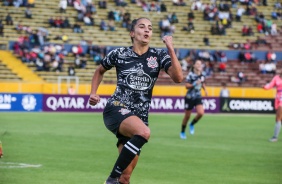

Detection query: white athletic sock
xmin=273 ymin=121 xmax=281 ymax=138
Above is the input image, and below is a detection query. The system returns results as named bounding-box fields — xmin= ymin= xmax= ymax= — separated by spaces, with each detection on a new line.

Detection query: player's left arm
xmin=162 ymin=35 xmax=183 ymax=83
xmin=202 ymin=82 xmax=208 ymax=96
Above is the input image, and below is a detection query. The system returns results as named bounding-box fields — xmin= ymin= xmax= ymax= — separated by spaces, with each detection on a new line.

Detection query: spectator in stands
xmin=203 ymin=61 xmax=213 ymax=77
xmin=35 ymin=56 xmax=44 ymax=71
xmin=259 ymin=60 xmax=276 ymax=74
xmin=159 ymin=16 xmax=172 ymax=37
xmin=257 ymin=22 xmax=264 ymax=33
xmin=220 ymin=83 xmax=230 ymax=98
xmin=54 ymin=32 xmax=69 ymax=43
xmin=74 ymin=55 xmax=87 ymax=69
xmin=108 ymin=19 xmax=116 ymax=31
xmin=72 ymin=44 xmax=84 ymax=56
xmin=242 ymin=25 xmax=253 ymax=36
xmin=5 ymin=13 xmax=13 ymax=25
xmin=231 ymin=71 xmax=246 ymax=85
xmin=122 ymin=11 xmax=131 ymax=28
xmin=73 ymin=22 xmax=83 ymax=33
xmin=98 ymin=0 xmax=107 ymax=9
xmin=12 ymin=0 xmax=22 ymax=7
xmin=218 ymin=62 xmax=226 ymax=73
xmin=188 ymin=10 xmax=195 ymax=20
xmin=54 ymin=16 xmax=63 ymax=28
xmin=214 ymin=50 xmax=227 ymax=63
xmin=25 ymin=7 xmax=32 ymax=18
xmin=180 ymin=56 xmax=192 ymax=71
xmin=242 ymin=25 xmax=248 ymax=36
xmin=0 ymin=21 xmax=4 ymax=37
xmin=83 ymin=13 xmax=94 ymax=26
xmin=169 ymin=12 xmax=178 ymax=24
xmin=79 ymin=36 xmax=88 ymax=45
xmin=68 ymin=64 xmax=76 ymax=76
xmin=241 ymin=39 xmax=251 ymax=50
xmin=27 ymin=0 xmax=35 ymax=7
xmin=182 ymin=19 xmax=195 ymax=33
xmin=160 ymin=2 xmax=167 ymax=12
xmin=235 ymin=6 xmax=245 ymax=21
xmin=218 ymin=24 xmax=226 ymax=35
xmin=59 ymin=0 xmax=68 ymax=13
xmin=100 ymin=19 xmax=108 ymax=30
xmin=191 ymin=0 xmax=202 ymax=10
xmin=271 ymin=23 xmax=278 ymax=35
xmin=254 ymin=36 xmax=268 ymax=47
xmin=203 ymin=35 xmax=209 ymax=46
xmin=115 ymin=0 xmax=127 ymax=7
xmin=86 ymin=1 xmax=97 ymax=14
xmin=173 ymin=0 xmax=186 ymax=6
xmin=198 ymin=50 xmax=211 ymax=62
xmin=266 ymin=50 xmax=277 ymax=63
xmin=62 ymin=17 xmax=71 ymax=28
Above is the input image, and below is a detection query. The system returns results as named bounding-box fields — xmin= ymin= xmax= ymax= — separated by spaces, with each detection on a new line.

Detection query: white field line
xmin=0 ymin=161 xmax=42 ymax=168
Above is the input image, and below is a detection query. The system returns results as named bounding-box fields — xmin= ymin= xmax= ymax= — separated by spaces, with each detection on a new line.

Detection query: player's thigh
xmin=119 ymin=116 xmax=150 ymax=139
xmin=195 ymin=99 xmax=204 ymax=115
xmin=195 ymin=104 xmax=204 ymax=115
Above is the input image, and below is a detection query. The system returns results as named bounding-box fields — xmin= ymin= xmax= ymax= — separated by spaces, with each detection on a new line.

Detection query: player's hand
xmin=89 ymin=94 xmax=100 ymax=106
xmin=196 ymin=79 xmax=201 ymax=85
xmin=162 ymin=35 xmax=173 ymax=48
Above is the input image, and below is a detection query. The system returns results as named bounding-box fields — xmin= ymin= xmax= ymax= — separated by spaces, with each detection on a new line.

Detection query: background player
xmin=180 ymin=59 xmax=208 ymax=139
xmin=263 ymin=72 xmax=282 ymax=142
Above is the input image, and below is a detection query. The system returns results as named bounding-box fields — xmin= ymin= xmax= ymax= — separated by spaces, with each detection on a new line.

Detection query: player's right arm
xmin=263 ymin=75 xmax=278 ymax=90
xmin=89 ymin=65 xmax=107 ymax=106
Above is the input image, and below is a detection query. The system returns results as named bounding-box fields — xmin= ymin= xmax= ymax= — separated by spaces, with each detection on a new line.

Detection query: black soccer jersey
xmin=185 ymin=71 xmax=205 ymax=99
xmin=101 ymin=46 xmax=172 ymax=122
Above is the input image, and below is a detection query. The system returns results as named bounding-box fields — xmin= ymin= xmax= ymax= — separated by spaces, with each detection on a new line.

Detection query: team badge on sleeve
xmin=147 ymin=57 xmax=158 ymax=68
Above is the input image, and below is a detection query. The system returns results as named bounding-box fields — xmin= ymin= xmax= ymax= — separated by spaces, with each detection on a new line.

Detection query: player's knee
xmin=198 ymin=111 xmax=204 ymax=117
xmin=138 ymin=127 xmax=150 ymax=140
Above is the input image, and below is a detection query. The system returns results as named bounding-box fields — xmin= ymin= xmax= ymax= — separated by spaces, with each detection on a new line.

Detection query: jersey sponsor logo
xmin=147 ymin=56 xmax=158 ymax=68
xmin=119 ymin=108 xmax=131 ymax=115
xmin=126 ymin=69 xmax=152 ymax=90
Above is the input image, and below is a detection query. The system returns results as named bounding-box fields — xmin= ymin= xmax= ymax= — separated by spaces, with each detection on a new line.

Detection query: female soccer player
xmin=180 ymin=59 xmax=208 ymax=139
xmin=263 ymin=74 xmax=282 ymax=142
xmin=88 ymin=17 xmax=183 ymax=184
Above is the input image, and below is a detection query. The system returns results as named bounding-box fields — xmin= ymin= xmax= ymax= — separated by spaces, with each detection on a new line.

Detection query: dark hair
xmin=130 ymin=17 xmax=151 ymax=43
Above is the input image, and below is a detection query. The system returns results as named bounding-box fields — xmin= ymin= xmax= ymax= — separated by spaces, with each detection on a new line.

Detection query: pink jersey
xmin=264 ymin=75 xmax=282 ymax=109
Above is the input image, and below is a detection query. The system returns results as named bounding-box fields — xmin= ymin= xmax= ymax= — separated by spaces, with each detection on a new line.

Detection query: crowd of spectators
xmin=1 ymin=0 xmax=281 ymax=86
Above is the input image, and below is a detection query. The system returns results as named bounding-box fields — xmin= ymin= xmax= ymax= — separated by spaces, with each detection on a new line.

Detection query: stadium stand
xmin=0 ymin=0 xmax=281 ymax=87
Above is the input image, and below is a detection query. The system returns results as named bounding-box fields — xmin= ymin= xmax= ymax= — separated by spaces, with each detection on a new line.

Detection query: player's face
xmin=194 ymin=60 xmax=202 ymax=72
xmin=130 ymin=18 xmax=153 ymax=45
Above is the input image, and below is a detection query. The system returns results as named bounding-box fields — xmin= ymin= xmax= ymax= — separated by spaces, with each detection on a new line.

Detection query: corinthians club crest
xmin=147 ymin=56 xmax=158 ymax=68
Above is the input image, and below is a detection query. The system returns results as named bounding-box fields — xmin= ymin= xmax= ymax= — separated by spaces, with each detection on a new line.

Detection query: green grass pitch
xmin=0 ymin=113 xmax=281 ymax=184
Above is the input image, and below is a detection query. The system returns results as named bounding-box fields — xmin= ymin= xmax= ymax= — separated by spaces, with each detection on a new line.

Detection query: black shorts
xmin=103 ymin=102 xmax=135 ymax=137
xmin=184 ymin=97 xmax=203 ymax=110
xmin=103 ymin=102 xmax=148 ymax=149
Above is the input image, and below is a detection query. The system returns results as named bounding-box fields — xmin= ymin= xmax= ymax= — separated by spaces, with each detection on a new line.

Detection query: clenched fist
xmin=89 ymin=94 xmax=100 ymax=106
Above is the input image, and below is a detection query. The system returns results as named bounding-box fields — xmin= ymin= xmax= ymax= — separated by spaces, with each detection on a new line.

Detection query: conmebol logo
xmin=229 ymin=100 xmax=274 ymax=111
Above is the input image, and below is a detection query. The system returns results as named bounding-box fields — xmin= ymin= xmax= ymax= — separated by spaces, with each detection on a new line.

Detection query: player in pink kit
xmin=263 ymin=74 xmax=282 ymax=142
